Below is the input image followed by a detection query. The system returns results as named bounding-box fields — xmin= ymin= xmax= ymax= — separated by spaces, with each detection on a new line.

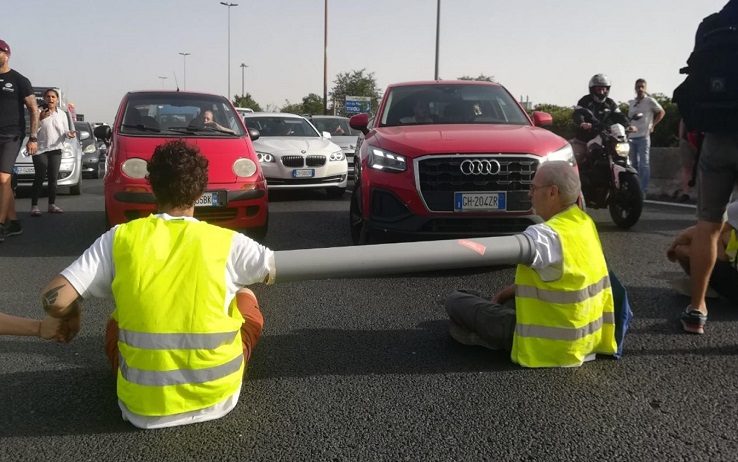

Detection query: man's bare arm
xmin=25 ymin=94 xmax=39 ymax=135
xmin=41 ymin=275 xmax=82 ymax=318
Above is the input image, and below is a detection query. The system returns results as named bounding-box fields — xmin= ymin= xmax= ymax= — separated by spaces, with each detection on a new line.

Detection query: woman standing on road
xmin=31 ymin=88 xmax=75 ymax=216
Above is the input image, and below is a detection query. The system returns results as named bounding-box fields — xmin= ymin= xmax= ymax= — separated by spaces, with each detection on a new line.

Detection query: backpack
xmin=674 ymin=12 xmax=738 ymax=133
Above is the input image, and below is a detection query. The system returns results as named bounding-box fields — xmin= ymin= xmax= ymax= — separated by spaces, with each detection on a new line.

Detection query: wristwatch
xmin=28 ymin=136 xmax=37 ymax=142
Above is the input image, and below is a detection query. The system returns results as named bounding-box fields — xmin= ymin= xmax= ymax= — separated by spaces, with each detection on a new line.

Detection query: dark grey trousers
xmin=444 ymin=289 xmax=516 ymax=351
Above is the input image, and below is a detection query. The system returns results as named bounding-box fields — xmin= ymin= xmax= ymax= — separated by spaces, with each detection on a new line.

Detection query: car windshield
xmin=310 ymin=117 xmax=360 ymax=136
xmin=119 ymin=93 xmax=244 ymax=136
xmin=380 ymin=84 xmax=530 ymax=127
xmin=244 ymin=116 xmax=320 ymax=137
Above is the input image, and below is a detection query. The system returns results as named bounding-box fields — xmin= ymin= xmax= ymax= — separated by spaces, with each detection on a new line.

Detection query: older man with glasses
xmin=444 ymin=160 xmax=618 ymax=368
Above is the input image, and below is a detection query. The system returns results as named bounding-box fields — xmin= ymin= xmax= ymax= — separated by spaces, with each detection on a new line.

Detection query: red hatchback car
xmin=349 ymin=80 xmax=574 ymax=243
xmin=96 ymin=91 xmax=268 ymax=239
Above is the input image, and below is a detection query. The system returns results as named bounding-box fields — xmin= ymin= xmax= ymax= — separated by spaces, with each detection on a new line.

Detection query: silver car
xmin=14 ymin=109 xmax=82 ymax=195
xmin=308 ymin=115 xmax=360 ymax=176
xmin=244 ymin=113 xmax=348 ymax=198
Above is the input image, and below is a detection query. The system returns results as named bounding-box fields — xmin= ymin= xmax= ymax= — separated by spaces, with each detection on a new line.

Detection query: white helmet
xmin=588 ymin=74 xmax=611 ymax=102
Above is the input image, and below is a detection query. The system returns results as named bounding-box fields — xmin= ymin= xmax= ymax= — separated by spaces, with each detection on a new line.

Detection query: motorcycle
xmin=574 ymin=109 xmax=644 ymax=229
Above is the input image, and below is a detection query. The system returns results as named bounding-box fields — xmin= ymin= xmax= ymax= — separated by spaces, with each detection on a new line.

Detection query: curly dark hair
xmin=147 ymin=140 xmax=208 ymax=209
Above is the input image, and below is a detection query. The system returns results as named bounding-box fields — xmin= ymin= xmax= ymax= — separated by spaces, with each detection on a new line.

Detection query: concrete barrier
xmin=649 ymin=146 xmax=684 ymax=199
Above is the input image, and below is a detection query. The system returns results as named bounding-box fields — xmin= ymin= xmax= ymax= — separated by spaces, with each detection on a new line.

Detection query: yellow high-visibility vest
xmin=111 ymin=216 xmax=244 ymax=416
xmin=511 ymin=206 xmax=616 ymax=368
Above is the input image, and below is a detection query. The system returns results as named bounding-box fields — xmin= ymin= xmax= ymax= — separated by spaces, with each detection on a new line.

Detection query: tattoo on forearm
xmin=42 ymin=285 xmax=65 ymax=313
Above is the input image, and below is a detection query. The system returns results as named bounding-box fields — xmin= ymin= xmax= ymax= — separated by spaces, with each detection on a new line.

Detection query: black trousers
xmin=31 ymin=149 xmax=62 ymax=206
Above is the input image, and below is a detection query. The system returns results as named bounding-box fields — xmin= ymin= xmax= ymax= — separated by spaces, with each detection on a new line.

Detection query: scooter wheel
xmin=608 ymin=173 xmax=643 ymax=229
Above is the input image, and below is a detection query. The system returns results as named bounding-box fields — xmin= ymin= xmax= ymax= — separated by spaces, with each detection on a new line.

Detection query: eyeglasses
xmin=529 ymin=183 xmax=553 ymax=193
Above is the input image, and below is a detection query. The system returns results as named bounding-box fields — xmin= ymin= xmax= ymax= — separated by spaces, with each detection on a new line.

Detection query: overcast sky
xmin=3 ymin=0 xmax=727 ymax=124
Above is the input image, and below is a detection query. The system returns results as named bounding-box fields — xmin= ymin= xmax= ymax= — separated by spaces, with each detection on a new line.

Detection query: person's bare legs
xmin=689 ymin=220 xmax=722 ymax=314
xmin=235 ymin=288 xmax=264 ymax=362
xmin=0 ymin=172 xmax=13 ymax=224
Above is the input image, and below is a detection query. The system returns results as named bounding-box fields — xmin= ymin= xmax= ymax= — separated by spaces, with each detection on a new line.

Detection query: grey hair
xmin=537 ymin=160 xmax=581 ymax=206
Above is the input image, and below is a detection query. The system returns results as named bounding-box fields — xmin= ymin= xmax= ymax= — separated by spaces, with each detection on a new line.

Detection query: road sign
xmin=345 ymin=96 xmax=371 ymax=114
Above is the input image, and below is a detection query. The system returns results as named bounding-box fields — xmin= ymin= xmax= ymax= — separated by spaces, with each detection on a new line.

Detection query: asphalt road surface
xmin=1 ymin=180 xmax=737 ymax=461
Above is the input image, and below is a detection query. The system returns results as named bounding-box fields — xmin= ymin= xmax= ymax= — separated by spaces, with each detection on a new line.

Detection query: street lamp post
xmin=220 ymin=2 xmax=239 ymax=102
xmin=178 ymin=52 xmax=191 ymax=90
xmin=323 ymin=0 xmax=328 ymax=115
xmin=434 ymin=0 xmax=441 ymax=80
xmin=158 ymin=76 xmax=168 ymax=88
xmin=240 ymin=63 xmax=248 ymax=97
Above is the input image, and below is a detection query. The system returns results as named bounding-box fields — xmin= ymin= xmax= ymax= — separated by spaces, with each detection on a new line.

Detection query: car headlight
xmin=121 ymin=158 xmax=148 ymax=179
xmin=256 ymin=151 xmax=274 ymax=163
xmin=615 ymin=142 xmax=630 ymax=157
xmin=83 ymin=144 xmax=97 ymax=154
xmin=540 ymin=143 xmax=575 ymax=165
xmin=233 ymin=158 xmax=257 ymax=177
xmin=368 ymin=146 xmax=407 ymax=172
xmin=329 ymin=150 xmax=345 ymax=161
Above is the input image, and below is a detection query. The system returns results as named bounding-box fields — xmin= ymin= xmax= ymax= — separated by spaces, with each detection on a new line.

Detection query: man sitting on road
xmin=38 ymin=140 xmax=274 ymax=429
xmin=667 ymin=201 xmax=738 ymax=306
xmin=445 ymin=161 xmax=618 ymax=368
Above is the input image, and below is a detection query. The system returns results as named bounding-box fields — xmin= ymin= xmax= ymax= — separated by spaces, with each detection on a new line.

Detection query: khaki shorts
xmin=697 ymin=133 xmax=738 ymax=222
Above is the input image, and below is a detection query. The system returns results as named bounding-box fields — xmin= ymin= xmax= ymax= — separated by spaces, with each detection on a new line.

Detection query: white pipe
xmin=273 ymin=234 xmax=535 ymax=283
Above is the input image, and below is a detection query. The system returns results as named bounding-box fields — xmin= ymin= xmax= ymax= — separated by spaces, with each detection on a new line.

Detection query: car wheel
xmin=326 ymin=186 xmax=346 ymax=199
xmin=349 ymin=183 xmax=370 ymax=245
xmin=70 ymin=182 xmax=81 ymax=195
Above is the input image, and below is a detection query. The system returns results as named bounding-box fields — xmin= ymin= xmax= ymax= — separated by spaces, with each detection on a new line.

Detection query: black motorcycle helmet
xmin=588 ymin=74 xmax=611 ymax=103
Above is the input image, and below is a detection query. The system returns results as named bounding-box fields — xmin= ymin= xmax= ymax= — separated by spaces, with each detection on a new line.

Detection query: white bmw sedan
xmin=244 ymin=113 xmax=348 ymax=198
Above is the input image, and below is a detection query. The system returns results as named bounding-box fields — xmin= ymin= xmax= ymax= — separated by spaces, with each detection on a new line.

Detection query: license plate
xmin=195 ymin=191 xmax=224 ymax=207
xmin=454 ymin=192 xmax=506 ymax=211
xmin=292 ymin=169 xmax=315 ymax=178
xmin=16 ymin=166 xmax=35 ymax=175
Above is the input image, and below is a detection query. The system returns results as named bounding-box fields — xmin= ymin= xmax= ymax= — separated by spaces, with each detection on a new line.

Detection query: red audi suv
xmin=349 ymin=80 xmax=574 ymax=243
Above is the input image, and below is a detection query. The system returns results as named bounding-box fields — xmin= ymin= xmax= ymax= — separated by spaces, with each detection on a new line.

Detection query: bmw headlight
xmin=83 ymin=144 xmax=97 ymax=154
xmin=368 ymin=146 xmax=406 ymax=172
xmin=615 ymin=142 xmax=630 ymax=157
xmin=121 ymin=158 xmax=149 ymax=179
xmin=541 ymin=143 xmax=575 ymax=165
xmin=233 ymin=158 xmax=257 ymax=177
xmin=329 ymin=150 xmax=345 ymax=161
xmin=256 ymin=151 xmax=274 ymax=163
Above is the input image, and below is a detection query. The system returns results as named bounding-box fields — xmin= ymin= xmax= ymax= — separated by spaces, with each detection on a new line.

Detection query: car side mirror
xmin=79 ymin=130 xmax=91 ymax=141
xmin=248 ymin=127 xmax=260 ymax=141
xmin=322 ymin=131 xmax=332 ymax=139
xmin=94 ymin=125 xmax=112 ymax=140
xmin=349 ymin=113 xmax=370 ymax=135
xmin=531 ymin=111 xmax=553 ymax=127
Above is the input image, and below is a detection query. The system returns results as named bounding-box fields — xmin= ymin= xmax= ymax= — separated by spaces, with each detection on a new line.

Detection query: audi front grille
xmin=415 ymin=155 xmax=539 ymax=212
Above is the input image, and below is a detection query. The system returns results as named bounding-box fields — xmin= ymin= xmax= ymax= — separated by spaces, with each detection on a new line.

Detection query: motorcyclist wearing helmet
xmin=571 ymin=74 xmax=631 ymax=161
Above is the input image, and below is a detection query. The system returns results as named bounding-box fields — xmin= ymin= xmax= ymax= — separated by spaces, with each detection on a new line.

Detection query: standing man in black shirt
xmin=0 ymin=39 xmax=39 ymax=242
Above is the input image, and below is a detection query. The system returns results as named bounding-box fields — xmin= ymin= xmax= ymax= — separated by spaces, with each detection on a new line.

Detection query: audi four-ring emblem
xmin=460 ymin=159 xmax=501 ymax=175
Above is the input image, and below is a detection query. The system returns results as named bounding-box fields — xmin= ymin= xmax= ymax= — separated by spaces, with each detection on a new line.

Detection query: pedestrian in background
xmin=31 ymin=88 xmax=75 ymax=216
xmin=627 ymin=79 xmax=665 ymax=196
xmin=0 ymin=39 xmax=38 ymax=242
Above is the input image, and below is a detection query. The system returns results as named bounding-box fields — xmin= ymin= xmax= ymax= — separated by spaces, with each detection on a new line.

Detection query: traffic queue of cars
xmin=51 ymin=79 xmax=565 ymax=243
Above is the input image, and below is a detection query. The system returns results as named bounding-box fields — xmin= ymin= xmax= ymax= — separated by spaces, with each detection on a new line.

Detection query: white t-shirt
xmin=522 ymin=222 xmax=563 ymax=281
xmin=627 ymin=95 xmax=664 ymax=139
xmin=61 ymin=214 xmax=275 ymax=429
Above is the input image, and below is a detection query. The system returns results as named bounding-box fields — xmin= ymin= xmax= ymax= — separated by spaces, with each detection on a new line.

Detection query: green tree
xmin=280 ymin=100 xmax=304 ymax=114
xmin=279 ymin=93 xmax=325 ymax=115
xmin=329 ymin=69 xmax=382 ymax=116
xmin=232 ymin=93 xmax=262 ymax=112
xmin=457 ymin=73 xmax=496 ymax=82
